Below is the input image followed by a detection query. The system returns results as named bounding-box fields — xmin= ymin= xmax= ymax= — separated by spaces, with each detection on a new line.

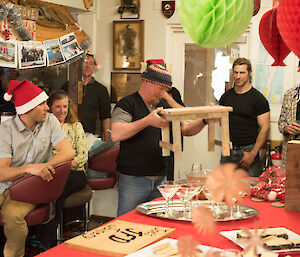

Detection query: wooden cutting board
xmin=64 ymin=220 xmax=176 ymax=256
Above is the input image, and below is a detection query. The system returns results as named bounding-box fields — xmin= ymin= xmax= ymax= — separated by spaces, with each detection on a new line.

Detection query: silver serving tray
xmin=136 ymin=200 xmax=259 ymax=222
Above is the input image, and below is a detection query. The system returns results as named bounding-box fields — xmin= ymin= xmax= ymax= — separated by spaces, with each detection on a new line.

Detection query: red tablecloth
xmin=39 ymin=196 xmax=300 ymax=257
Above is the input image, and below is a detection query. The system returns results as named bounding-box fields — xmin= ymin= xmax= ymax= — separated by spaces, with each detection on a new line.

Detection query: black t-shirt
xmin=62 ymin=78 xmax=111 ymax=134
xmin=81 ymin=79 xmax=111 ymax=134
xmin=219 ymin=87 xmax=270 ymax=146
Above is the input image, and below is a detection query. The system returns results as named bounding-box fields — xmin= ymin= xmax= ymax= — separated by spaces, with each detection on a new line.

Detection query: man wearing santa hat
xmin=0 ymin=80 xmax=74 ymax=257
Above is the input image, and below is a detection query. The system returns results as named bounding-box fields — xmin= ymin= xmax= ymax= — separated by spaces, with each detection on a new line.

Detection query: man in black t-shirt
xmin=62 ymin=53 xmax=111 ymax=141
xmin=219 ymin=58 xmax=270 ymax=177
xmin=81 ymin=53 xmax=111 ymax=140
xmin=111 ymin=64 xmax=208 ymax=216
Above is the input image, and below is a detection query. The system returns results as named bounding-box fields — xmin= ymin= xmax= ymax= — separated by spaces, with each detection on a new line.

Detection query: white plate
xmin=220 ymin=227 xmax=300 ymax=254
xmin=125 ymin=238 xmax=238 ymax=257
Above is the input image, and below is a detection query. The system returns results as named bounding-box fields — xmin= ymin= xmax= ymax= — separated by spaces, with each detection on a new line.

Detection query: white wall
xmin=78 ymin=0 xmax=300 ymax=218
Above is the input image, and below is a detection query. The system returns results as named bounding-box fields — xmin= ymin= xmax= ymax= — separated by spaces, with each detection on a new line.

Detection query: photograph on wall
xmin=120 ymin=0 xmax=140 ymax=19
xmin=0 ymin=40 xmax=17 ymax=68
xmin=18 ymin=41 xmax=46 ymax=69
xmin=43 ymin=38 xmax=65 ymax=66
xmin=60 ymin=32 xmax=83 ymax=61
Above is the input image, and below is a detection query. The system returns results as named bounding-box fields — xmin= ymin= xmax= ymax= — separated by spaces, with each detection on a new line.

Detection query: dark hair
xmin=232 ymin=58 xmax=252 ymax=73
xmin=47 ymin=89 xmax=78 ymax=124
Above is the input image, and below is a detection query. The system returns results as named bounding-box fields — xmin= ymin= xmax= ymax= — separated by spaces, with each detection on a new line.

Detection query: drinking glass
xmin=191 ymin=173 xmax=212 ymax=202
xmin=176 ymin=180 xmax=199 ymax=219
xmin=157 ymin=181 xmax=180 ymax=217
xmin=161 ymin=180 xmax=181 ymax=215
xmin=185 ymin=164 xmax=209 ymax=195
xmin=230 ymin=190 xmax=247 ymax=219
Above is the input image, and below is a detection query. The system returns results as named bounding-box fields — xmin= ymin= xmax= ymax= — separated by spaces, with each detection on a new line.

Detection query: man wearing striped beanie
xmin=0 ymin=79 xmax=74 ymax=257
xmin=111 ymin=64 xmax=208 ymax=216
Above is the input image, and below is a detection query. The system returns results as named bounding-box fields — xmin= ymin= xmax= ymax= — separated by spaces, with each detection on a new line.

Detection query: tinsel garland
xmin=0 ymin=2 xmax=33 ymax=41
xmin=80 ymin=35 xmax=91 ymax=51
xmin=0 ymin=3 xmax=9 ymax=24
xmin=0 ymin=2 xmax=89 ymax=68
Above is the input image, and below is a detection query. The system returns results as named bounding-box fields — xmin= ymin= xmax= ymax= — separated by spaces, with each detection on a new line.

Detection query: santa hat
xmin=4 ymin=80 xmax=48 ymax=115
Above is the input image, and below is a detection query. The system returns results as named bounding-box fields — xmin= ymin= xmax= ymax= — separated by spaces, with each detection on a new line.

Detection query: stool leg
xmin=56 ymin=211 xmax=64 ymax=244
xmin=84 ymin=201 xmax=90 ymax=232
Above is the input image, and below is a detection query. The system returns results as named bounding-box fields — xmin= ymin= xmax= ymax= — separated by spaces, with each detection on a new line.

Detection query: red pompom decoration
xmin=259 ymin=8 xmax=291 ymax=66
xmin=277 ymin=0 xmax=300 ymax=59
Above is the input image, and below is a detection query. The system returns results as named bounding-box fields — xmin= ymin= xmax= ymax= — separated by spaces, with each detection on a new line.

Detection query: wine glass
xmin=176 ymin=180 xmax=199 ymax=220
xmin=230 ymin=190 xmax=247 ymax=219
xmin=157 ymin=181 xmax=180 ymax=217
xmin=161 ymin=180 xmax=181 ymax=215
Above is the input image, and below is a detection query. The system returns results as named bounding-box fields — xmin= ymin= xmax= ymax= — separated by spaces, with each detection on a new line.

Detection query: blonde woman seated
xmin=40 ymin=89 xmax=88 ymax=248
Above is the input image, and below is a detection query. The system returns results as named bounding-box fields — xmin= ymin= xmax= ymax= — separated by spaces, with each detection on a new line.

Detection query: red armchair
xmin=87 ymin=144 xmax=119 ymax=190
xmin=0 ymin=161 xmax=71 ymax=226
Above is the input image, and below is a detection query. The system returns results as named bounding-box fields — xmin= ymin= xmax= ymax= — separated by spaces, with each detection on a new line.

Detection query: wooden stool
xmin=160 ymin=106 xmax=233 ymax=161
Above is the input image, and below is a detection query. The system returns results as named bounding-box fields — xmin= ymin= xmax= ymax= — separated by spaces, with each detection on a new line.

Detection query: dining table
xmin=38 ymin=194 xmax=300 ymax=257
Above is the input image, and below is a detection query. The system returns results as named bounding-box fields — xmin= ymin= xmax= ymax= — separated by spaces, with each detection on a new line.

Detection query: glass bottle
xmin=263 ymin=141 xmax=273 ymax=170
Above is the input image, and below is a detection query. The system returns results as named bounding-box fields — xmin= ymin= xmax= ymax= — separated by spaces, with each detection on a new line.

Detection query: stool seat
xmin=87 ymin=177 xmax=116 ymax=190
xmin=64 ymin=184 xmax=93 ymax=208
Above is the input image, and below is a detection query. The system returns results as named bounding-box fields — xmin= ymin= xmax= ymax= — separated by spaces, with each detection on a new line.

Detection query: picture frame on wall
xmin=113 ymin=20 xmax=144 ymax=70
xmin=119 ymin=0 xmax=140 ymax=19
xmin=111 ymin=72 xmax=142 ymax=103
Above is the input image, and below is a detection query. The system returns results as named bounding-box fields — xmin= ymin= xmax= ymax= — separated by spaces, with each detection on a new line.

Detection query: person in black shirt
xmin=111 ymin=64 xmax=208 ymax=215
xmin=62 ymin=53 xmax=111 ymax=140
xmin=81 ymin=53 xmax=111 ymax=140
xmin=219 ymin=58 xmax=270 ymax=177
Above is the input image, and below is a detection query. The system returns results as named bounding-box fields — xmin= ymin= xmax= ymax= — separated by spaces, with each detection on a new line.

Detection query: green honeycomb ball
xmin=177 ymin=0 xmax=253 ymax=48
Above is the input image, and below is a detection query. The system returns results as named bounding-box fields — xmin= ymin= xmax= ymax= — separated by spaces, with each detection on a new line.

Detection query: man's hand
xmin=239 ymin=151 xmax=256 ymax=169
xmin=24 ymin=163 xmax=55 ymax=182
xmin=284 ymin=122 xmax=300 ymax=135
xmin=146 ymin=107 xmax=170 ymax=128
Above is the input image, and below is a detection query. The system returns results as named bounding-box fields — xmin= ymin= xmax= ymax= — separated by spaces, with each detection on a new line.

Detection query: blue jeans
xmin=220 ymin=143 xmax=262 ymax=177
xmin=117 ymin=173 xmax=166 ymax=216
